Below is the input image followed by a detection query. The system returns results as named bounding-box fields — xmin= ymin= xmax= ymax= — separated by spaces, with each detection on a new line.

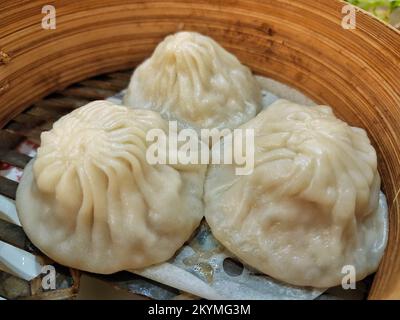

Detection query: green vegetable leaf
xmin=346 ymin=0 xmax=400 ymax=23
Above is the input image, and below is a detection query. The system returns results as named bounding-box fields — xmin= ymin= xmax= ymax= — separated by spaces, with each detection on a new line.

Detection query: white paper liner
xmin=132 ymin=263 xmax=223 ymax=300
xmin=132 ymin=221 xmax=324 ymax=300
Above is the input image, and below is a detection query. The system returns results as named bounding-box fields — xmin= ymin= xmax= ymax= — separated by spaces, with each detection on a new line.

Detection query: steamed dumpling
xmin=16 ymin=101 xmax=206 ymax=274
xmin=205 ymin=99 xmax=388 ymax=288
xmin=123 ymin=31 xmax=262 ymax=130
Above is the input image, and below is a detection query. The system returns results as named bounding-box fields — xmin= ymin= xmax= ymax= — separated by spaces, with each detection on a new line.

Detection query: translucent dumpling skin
xmin=16 ymin=101 xmax=206 ymax=274
xmin=123 ymin=31 xmax=262 ymax=130
xmin=205 ymin=99 xmax=388 ymax=288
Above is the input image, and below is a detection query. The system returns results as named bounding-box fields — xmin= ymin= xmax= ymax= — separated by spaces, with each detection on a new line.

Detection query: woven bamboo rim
xmin=1 ymin=0 xmax=399 ymax=299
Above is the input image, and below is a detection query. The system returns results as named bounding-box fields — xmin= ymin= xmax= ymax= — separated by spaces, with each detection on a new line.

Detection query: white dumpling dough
xmin=16 ymin=101 xmax=206 ymax=274
xmin=205 ymin=99 xmax=388 ymax=288
xmin=123 ymin=31 xmax=262 ymax=130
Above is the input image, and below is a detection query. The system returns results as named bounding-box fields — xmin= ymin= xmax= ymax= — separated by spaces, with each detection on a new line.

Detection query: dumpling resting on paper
xmin=204 ymin=99 xmax=388 ymax=288
xmin=16 ymin=101 xmax=206 ymax=273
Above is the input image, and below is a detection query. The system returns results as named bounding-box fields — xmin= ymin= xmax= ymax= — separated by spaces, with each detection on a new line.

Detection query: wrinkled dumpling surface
xmin=123 ymin=31 xmax=262 ymax=130
xmin=205 ymin=99 xmax=388 ymax=288
xmin=16 ymin=101 xmax=206 ymax=274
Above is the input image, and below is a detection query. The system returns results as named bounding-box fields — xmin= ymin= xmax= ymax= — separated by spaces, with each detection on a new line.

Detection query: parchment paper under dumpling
xmin=205 ymin=99 xmax=388 ymax=288
xmin=132 ymin=221 xmax=325 ymax=300
xmin=123 ymin=31 xmax=262 ymax=130
xmin=16 ymin=101 xmax=206 ymax=274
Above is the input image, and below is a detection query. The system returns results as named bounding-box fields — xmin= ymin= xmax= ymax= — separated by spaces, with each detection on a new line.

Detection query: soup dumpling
xmin=204 ymin=99 xmax=388 ymax=288
xmin=124 ymin=31 xmax=262 ymax=130
xmin=16 ymin=101 xmax=206 ymax=274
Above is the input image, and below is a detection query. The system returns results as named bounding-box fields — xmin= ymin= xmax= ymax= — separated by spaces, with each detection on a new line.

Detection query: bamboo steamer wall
xmin=1 ymin=0 xmax=399 ymax=300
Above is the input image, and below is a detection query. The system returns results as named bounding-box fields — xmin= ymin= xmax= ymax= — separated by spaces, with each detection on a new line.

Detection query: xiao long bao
xmin=16 ymin=101 xmax=206 ymax=274
xmin=204 ymin=100 xmax=388 ymax=288
xmin=123 ymin=31 xmax=262 ymax=130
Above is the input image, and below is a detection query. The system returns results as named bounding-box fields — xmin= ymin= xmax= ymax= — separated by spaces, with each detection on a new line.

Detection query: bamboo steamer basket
xmin=0 ymin=0 xmax=399 ymax=300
